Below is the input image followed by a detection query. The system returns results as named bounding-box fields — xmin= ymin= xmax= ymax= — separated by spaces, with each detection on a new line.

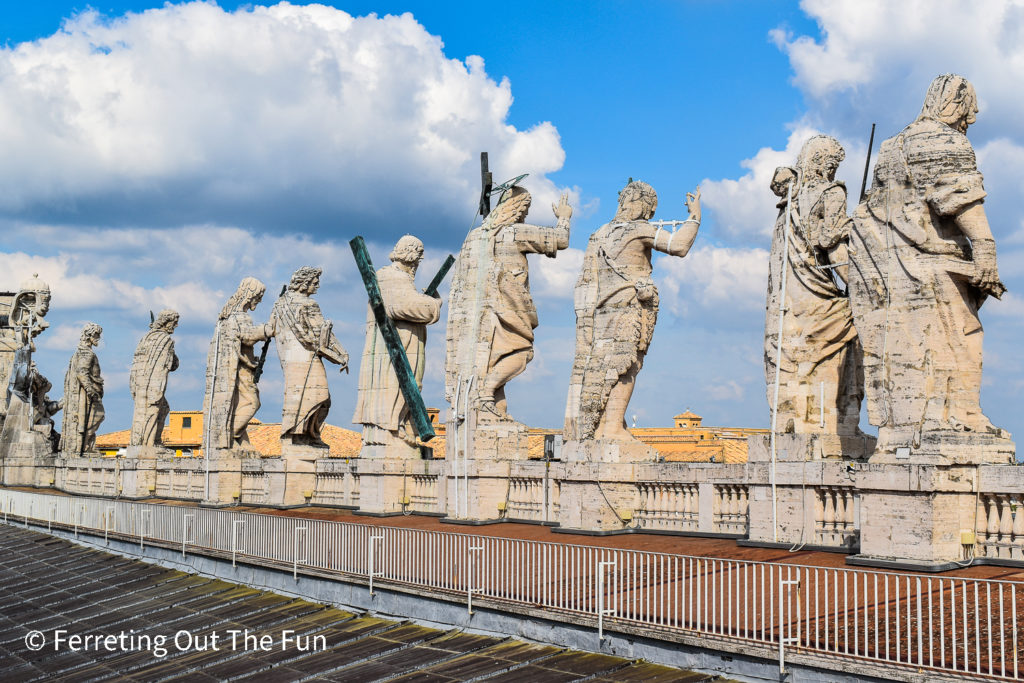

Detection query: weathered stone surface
xmin=765 ymin=137 xmax=863 ymax=439
xmin=129 ymin=309 xmax=179 ymax=446
xmin=854 ymin=463 xmax=983 ymax=567
xmin=445 ymin=186 xmax=572 ymax=460
xmin=564 ymin=181 xmax=699 ymax=453
xmin=204 ymin=278 xmax=273 ymax=451
xmin=849 ymin=74 xmax=1014 ymax=463
xmin=60 ymin=323 xmax=104 ymax=457
xmin=353 ymin=236 xmax=441 ymax=459
xmin=271 ymin=266 xmax=349 ymax=448
xmin=0 ymin=274 xmax=60 ymax=459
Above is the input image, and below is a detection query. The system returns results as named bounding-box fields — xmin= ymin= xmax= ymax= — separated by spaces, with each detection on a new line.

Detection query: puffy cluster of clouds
xmin=0 ymin=2 xmax=570 ymax=240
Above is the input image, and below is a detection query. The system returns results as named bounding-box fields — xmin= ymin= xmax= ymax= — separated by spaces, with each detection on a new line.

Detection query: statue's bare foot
xmin=476 ymin=399 xmax=509 ymax=422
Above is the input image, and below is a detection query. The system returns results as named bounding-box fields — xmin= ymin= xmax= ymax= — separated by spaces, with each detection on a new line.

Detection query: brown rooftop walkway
xmin=0 ymin=524 xmax=721 ymax=682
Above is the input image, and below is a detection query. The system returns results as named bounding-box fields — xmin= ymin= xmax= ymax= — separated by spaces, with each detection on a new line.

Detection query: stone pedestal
xmin=122 ymin=446 xmax=174 ymax=499
xmin=562 ymin=438 xmax=658 ymax=463
xmin=849 ymin=463 xmax=984 ymax=570
xmin=202 ymin=448 xmax=248 ymax=507
xmin=357 ymin=458 xmax=443 ymax=516
xmin=871 ymin=429 xmax=1015 ymax=465
xmin=744 ymin=434 xmax=870 ymax=550
xmin=557 ymin=460 xmax=638 ymax=533
xmin=443 ymin=459 xmax=518 ymax=523
xmin=280 ymin=441 xmax=326 ymax=507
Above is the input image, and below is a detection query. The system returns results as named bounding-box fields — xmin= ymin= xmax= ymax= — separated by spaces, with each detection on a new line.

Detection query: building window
xmin=182 ymin=417 xmax=192 ymax=428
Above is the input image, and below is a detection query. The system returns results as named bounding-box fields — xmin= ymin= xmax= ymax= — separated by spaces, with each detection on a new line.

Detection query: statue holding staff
xmin=271 ymin=267 xmax=348 ymax=447
xmin=204 ymin=278 xmax=272 ymax=450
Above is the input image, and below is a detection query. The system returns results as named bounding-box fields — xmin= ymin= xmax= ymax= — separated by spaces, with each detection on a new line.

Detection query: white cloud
xmin=530 ymin=247 xmax=583 ymax=300
xmin=658 ymin=244 xmax=769 ymax=317
xmin=0 ymin=2 xmax=568 ymax=236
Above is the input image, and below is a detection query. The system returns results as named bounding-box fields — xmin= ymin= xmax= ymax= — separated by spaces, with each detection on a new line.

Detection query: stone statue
xmin=0 ymin=274 xmax=52 ymax=417
xmin=204 ymin=278 xmax=272 ymax=450
xmin=270 ymin=266 xmax=349 ymax=448
xmin=60 ymin=323 xmax=104 ymax=457
xmin=129 ymin=309 xmax=180 ymax=447
xmin=849 ymin=74 xmax=1013 ymax=461
xmin=764 ymin=136 xmax=863 ymax=439
xmin=445 ymin=186 xmax=572 ymax=423
xmin=564 ymin=181 xmax=700 ymax=444
xmin=353 ymin=236 xmax=442 ymax=454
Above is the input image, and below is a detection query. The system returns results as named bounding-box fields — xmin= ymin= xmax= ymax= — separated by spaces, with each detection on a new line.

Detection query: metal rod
xmin=769 ymin=183 xmax=793 ymax=543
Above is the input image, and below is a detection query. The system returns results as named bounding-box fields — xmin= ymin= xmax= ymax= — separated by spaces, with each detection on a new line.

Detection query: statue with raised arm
xmin=271 ymin=266 xmax=349 ymax=448
xmin=204 ymin=278 xmax=273 ymax=450
xmin=849 ymin=74 xmax=1013 ymax=461
xmin=446 ymin=186 xmax=572 ymax=424
xmin=353 ymin=236 xmax=442 ymax=455
xmin=129 ymin=309 xmax=180 ymax=447
xmin=60 ymin=323 xmax=104 ymax=457
xmin=564 ymin=181 xmax=700 ymax=444
xmin=764 ymin=136 xmax=863 ymax=441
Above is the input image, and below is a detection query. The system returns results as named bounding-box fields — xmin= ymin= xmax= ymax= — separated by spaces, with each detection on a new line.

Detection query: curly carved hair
xmin=288 ymin=266 xmax=322 ymax=292
xmin=617 ymin=180 xmax=658 ymax=214
xmin=152 ymin=309 xmax=180 ymax=331
xmin=389 ymin=235 xmax=424 ymax=263
xmin=797 ymin=135 xmax=845 ymax=177
xmin=81 ymin=322 xmax=102 ymax=342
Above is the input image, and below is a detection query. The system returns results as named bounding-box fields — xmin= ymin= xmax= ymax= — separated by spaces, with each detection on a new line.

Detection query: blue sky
xmin=2 ymin=1 xmax=1022 ymax=447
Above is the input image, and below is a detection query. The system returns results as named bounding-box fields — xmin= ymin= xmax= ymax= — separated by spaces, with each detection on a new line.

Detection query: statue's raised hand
xmin=685 ymin=186 xmax=702 ymax=224
xmin=552 ymin=192 xmax=573 ymax=221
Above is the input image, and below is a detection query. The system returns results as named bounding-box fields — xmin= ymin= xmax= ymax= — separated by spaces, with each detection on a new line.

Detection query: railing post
xmin=138 ymin=508 xmax=152 ymax=549
xmin=597 ymin=559 xmax=617 ymax=641
xmin=48 ymin=503 xmax=56 ymax=531
xmin=182 ymin=514 xmax=194 ymax=557
xmin=25 ymin=500 xmax=31 ymax=528
xmin=232 ymin=520 xmax=245 ymax=568
xmin=779 ymin=565 xmax=800 ymax=674
xmin=467 ymin=545 xmax=483 ymax=614
xmin=368 ymin=534 xmax=384 ymax=595
xmin=294 ymin=526 xmax=308 ymax=581
xmin=104 ymin=506 xmax=114 ymax=544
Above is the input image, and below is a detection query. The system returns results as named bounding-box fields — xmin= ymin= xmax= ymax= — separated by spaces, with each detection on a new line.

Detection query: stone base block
xmin=871 ymin=429 xmax=1015 ymax=466
xmin=852 ymin=463 xmax=981 ymax=568
xmin=747 ymin=432 xmax=875 ymax=462
xmin=443 ymin=459 xmax=517 ymax=522
xmin=562 ymin=438 xmax=658 ymax=464
xmin=557 ymin=461 xmax=640 ymax=533
xmin=357 ymin=459 xmax=414 ymax=515
xmin=2 ymin=453 xmax=56 ymax=488
xmin=450 ymin=419 xmax=529 ymax=461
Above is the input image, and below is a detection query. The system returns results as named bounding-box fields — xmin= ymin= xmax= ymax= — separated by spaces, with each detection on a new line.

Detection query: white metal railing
xmin=1 ymin=487 xmax=1021 ymax=680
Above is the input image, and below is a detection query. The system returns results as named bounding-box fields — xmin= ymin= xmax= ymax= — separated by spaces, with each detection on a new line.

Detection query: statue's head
xmin=390 ymin=235 xmax=424 ymax=265
xmin=13 ymin=273 xmax=51 ymax=320
xmin=81 ymin=322 xmax=102 ymax=347
xmin=616 ymin=180 xmax=658 ymax=221
xmin=220 ymin=277 xmax=267 ymax=319
xmin=770 ymin=166 xmax=797 ymax=198
xmin=797 ymin=135 xmax=845 ymax=182
xmin=152 ymin=309 xmax=180 ymax=333
xmin=489 ymin=186 xmax=532 ymax=228
xmin=920 ymin=74 xmax=978 ymax=134
xmin=289 ymin=266 xmax=322 ymax=295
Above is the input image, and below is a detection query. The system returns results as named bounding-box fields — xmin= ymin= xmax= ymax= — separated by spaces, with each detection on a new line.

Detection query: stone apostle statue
xmin=765 ymin=136 xmax=863 ymax=438
xmin=270 ymin=267 xmax=349 ymax=447
xmin=849 ymin=74 xmax=1012 ymax=460
xmin=564 ymin=181 xmax=700 ymax=443
xmin=445 ymin=186 xmax=572 ymax=422
xmin=0 ymin=273 xmax=52 ymax=417
xmin=129 ymin=309 xmax=180 ymax=447
xmin=60 ymin=323 xmax=104 ymax=457
xmin=204 ymin=278 xmax=272 ymax=450
xmin=353 ymin=236 xmax=442 ymax=454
